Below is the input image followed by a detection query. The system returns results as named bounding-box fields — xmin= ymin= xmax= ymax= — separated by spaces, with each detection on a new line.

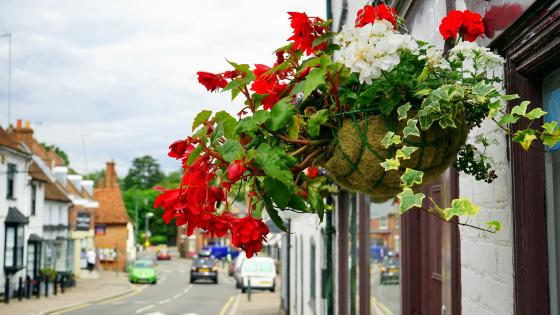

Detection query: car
xmin=380 ymin=257 xmax=400 ymax=285
xmin=157 ymin=249 xmax=171 ymax=260
xmin=190 ymin=257 xmax=218 ymax=284
xmin=238 ymin=257 xmax=276 ymax=293
xmin=197 ymin=249 xmax=213 ymax=258
xmin=229 ymin=257 xmax=237 ymax=277
xmin=233 ymin=251 xmax=247 ymax=287
xmin=128 ymin=259 xmax=158 ymax=284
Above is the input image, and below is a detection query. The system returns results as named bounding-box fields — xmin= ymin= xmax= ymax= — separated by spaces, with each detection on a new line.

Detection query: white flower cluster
xmin=449 ymin=41 xmax=505 ymax=77
xmin=334 ymin=20 xmax=418 ymax=84
xmin=418 ymin=45 xmax=449 ymax=70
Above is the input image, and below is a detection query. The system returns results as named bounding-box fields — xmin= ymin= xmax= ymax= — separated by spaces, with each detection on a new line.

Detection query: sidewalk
xmin=232 ymin=290 xmax=281 ymax=315
xmin=0 ymin=271 xmax=134 ymax=315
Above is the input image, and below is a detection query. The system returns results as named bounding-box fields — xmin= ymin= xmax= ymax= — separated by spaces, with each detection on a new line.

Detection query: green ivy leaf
xmin=414 ymin=89 xmax=431 ymax=97
xmin=543 ymin=121 xmax=559 ymax=133
xmin=382 ymin=131 xmax=402 ymax=148
xmin=443 ymin=198 xmax=480 ymax=220
xmin=400 ymin=168 xmax=424 ymax=188
xmin=381 ymin=158 xmax=400 ymax=171
xmin=254 ymin=143 xmax=293 ymax=186
xmin=525 ymin=108 xmax=547 ymax=120
xmin=262 ymin=195 xmax=290 ymax=233
xmin=192 ymin=110 xmax=212 ymax=131
xmin=397 ymin=103 xmax=412 ymax=121
xmin=438 ymin=113 xmax=456 ymax=129
xmin=486 ymin=221 xmax=502 ymax=232
xmin=395 ymin=146 xmax=418 ymax=160
xmin=497 ymin=114 xmax=520 ymax=126
xmin=500 ymin=94 xmax=519 ymax=101
xmin=308 ymin=109 xmax=329 ymax=138
xmin=403 ymin=119 xmax=420 ymax=138
xmin=512 ymin=129 xmax=537 ymax=151
xmin=511 ymin=101 xmax=530 ymax=116
xmin=472 ymin=82 xmax=494 ymax=97
xmin=542 ymin=121 xmax=560 ymax=147
xmin=266 ymin=98 xmax=293 ymax=131
xmin=303 ymin=68 xmax=326 ymax=99
xmin=264 ymin=177 xmax=293 ymax=209
xmin=397 ymin=188 xmax=425 ymax=214
xmin=216 ymin=140 xmax=244 ymax=162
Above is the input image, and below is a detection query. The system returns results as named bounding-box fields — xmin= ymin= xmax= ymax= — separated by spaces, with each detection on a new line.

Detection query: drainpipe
xmin=286 ymin=219 xmax=291 ymax=315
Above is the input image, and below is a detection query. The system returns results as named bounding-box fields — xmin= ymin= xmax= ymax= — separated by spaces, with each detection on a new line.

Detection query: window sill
xmin=6 ymin=196 xmax=17 ymax=201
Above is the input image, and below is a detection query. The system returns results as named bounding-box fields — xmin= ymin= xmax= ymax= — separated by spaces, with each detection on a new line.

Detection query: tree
xmin=122 ymin=155 xmax=164 ymax=190
xmin=41 ymin=143 xmax=70 ymax=165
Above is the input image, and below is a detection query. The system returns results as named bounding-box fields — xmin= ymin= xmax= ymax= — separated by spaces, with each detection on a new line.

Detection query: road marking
xmin=218 ymin=295 xmax=235 ymax=315
xmin=135 ymin=304 xmax=155 ymax=314
xmin=146 ymin=313 xmax=166 ymax=315
xmin=173 ymin=293 xmax=182 ymax=299
xmin=159 ymin=298 xmax=171 ymax=304
xmin=49 ymin=303 xmax=92 ymax=315
xmin=183 ymin=284 xmax=193 ymax=293
xmin=182 ymin=313 xmax=200 ymax=315
xmin=99 ymin=288 xmax=141 ymax=304
xmin=371 ymin=296 xmax=395 ymax=315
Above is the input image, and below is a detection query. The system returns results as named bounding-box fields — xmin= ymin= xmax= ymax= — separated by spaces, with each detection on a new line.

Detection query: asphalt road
xmin=370 ymin=263 xmax=400 ymax=315
xmin=62 ymin=258 xmax=237 ymax=315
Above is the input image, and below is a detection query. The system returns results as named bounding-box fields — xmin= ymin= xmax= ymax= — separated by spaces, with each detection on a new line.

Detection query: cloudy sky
xmin=0 ymin=0 xmax=325 ymax=176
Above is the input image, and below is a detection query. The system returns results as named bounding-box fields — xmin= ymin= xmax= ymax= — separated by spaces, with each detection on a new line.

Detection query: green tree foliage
xmin=41 ymin=142 xmax=70 ymax=165
xmin=122 ymin=155 xmax=165 ymax=190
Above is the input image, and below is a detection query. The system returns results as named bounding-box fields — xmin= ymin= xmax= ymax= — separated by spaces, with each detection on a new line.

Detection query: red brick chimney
xmin=11 ymin=119 xmax=34 ymax=149
xmin=103 ymin=161 xmax=118 ymax=188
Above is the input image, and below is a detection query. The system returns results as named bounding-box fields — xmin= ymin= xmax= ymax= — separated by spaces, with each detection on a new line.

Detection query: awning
xmin=5 ymin=207 xmax=29 ymax=224
xmin=28 ymin=233 xmax=42 ymax=242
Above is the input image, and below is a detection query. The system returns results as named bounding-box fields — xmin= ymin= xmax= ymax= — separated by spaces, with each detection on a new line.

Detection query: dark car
xmin=157 ymin=250 xmax=171 ymax=260
xmin=190 ymin=257 xmax=218 ymax=284
xmin=380 ymin=258 xmax=400 ymax=285
xmin=197 ymin=249 xmax=213 ymax=258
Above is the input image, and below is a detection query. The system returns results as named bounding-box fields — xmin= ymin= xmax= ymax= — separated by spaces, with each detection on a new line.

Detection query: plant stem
xmin=417 ymin=206 xmax=496 ymax=233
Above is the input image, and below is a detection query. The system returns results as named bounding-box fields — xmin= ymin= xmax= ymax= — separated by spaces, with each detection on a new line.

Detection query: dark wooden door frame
xmin=491 ymin=1 xmax=560 ymax=314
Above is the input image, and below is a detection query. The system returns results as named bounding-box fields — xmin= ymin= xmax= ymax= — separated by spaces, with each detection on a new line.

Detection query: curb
xmin=40 ymin=287 xmax=137 ymax=315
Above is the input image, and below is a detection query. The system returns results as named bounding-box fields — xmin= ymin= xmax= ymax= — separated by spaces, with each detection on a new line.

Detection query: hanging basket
xmin=324 ymin=111 xmax=469 ymax=202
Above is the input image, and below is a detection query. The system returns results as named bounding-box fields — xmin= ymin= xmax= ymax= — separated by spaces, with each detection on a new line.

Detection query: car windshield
xmin=194 ymin=258 xmax=214 ymax=266
xmin=242 ymin=260 xmax=273 ymax=273
xmin=384 ymin=258 xmax=398 ymax=267
xmin=134 ymin=261 xmax=154 ymax=268
xmin=259 ymin=261 xmax=274 ymax=273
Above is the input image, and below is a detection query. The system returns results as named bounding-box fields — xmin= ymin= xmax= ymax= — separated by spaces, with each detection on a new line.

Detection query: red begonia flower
xmin=196 ymin=71 xmax=228 ymax=92
xmin=287 ymin=12 xmax=327 ymax=56
xmin=231 ymin=215 xmax=270 ymax=258
xmin=168 ymin=140 xmax=194 ymax=159
xmin=306 ymin=166 xmax=319 ymax=179
xmin=207 ymin=212 xmax=232 ymax=237
xmin=227 ymin=160 xmax=247 ymax=182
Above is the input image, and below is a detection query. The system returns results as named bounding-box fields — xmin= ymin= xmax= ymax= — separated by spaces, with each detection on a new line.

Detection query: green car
xmin=128 ymin=260 xmax=158 ymax=284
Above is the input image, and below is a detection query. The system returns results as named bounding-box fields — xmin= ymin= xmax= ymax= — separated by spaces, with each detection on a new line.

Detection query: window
xmin=395 ymin=216 xmax=400 ymax=229
xmin=5 ymin=227 xmax=15 ymax=267
xmin=7 ymin=163 xmax=16 ymax=198
xmin=379 ymin=216 xmax=388 ymax=230
xmin=31 ymin=184 xmax=37 ymax=215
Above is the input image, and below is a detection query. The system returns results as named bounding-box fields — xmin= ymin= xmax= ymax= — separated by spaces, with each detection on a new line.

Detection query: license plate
xmin=389 ymin=268 xmax=398 ymax=273
xmin=198 ymin=268 xmax=210 ymax=272
xmin=258 ymin=281 xmax=272 ymax=285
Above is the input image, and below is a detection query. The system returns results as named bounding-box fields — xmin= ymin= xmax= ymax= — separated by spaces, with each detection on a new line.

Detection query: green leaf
xmin=308 ymin=109 xmax=329 ymax=138
xmin=216 ymin=140 xmax=244 ymax=162
xmin=397 ymin=103 xmax=412 ymax=121
xmin=438 ymin=113 xmax=456 ymax=129
xmin=215 ymin=111 xmax=237 ymax=139
xmin=486 ymin=221 xmax=502 ymax=232
xmin=254 ymin=143 xmax=293 ymax=186
xmin=266 ymin=98 xmax=293 ymax=131
xmin=525 ymin=108 xmax=547 ymax=120
xmin=262 ymin=195 xmax=290 ymax=233
xmin=414 ymin=89 xmax=431 ymax=97
xmin=252 ymin=110 xmax=270 ymax=125
xmin=472 ymin=82 xmax=494 ymax=97
xmin=263 ymin=177 xmax=293 ymax=209
xmin=397 ymin=188 xmax=425 ymax=214
xmin=443 ymin=198 xmax=480 ymax=220
xmin=512 ymin=129 xmax=537 ymax=151
xmin=235 ymin=117 xmax=257 ymax=135
xmin=287 ymin=115 xmax=303 ymax=139
xmin=417 ymin=66 xmax=429 ymax=81
xmin=403 ymin=119 xmax=420 ymax=138
xmin=543 ymin=121 xmax=559 ymax=133
xmin=400 ymin=168 xmax=424 ymax=188
xmin=186 ymin=145 xmax=203 ymax=166
xmin=497 ymin=114 xmax=520 ymax=126
xmin=192 ymin=110 xmax=212 ymax=131
xmin=308 ymin=188 xmax=325 ymax=221
xmin=303 ymin=68 xmax=326 ymax=99
xmin=382 ymin=131 xmax=402 ymax=148
xmin=500 ymin=94 xmax=519 ymax=101
xmin=511 ymin=101 xmax=530 ymax=116
xmin=381 ymin=158 xmax=400 ymax=171
xmin=288 ymin=194 xmax=307 ymax=211
xmin=395 ymin=146 xmax=418 ymax=160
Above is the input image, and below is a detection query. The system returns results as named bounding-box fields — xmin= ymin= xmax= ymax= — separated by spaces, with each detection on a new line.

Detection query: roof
xmin=47 ymin=150 xmax=66 ymax=167
xmin=93 ymin=187 xmax=130 ymax=224
xmin=66 ymin=180 xmax=82 ymax=196
xmin=29 ymin=161 xmax=50 ymax=182
xmin=5 ymin=207 xmax=29 ymax=224
xmin=45 ymin=181 xmax=71 ymax=203
xmin=0 ymin=126 xmax=26 ymax=154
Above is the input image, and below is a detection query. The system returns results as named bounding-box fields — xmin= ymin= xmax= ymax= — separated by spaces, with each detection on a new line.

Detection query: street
xmin=60 ymin=259 xmax=237 ymax=315
xmin=370 ymin=263 xmax=400 ymax=315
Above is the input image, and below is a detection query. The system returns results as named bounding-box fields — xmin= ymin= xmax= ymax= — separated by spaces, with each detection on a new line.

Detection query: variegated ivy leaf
xmin=400 ymin=168 xmax=424 ymax=188
xmin=525 ymin=108 xmax=547 ymax=120
xmin=543 ymin=121 xmax=559 ymax=133
xmin=382 ymin=131 xmax=402 ymax=148
xmin=511 ymin=101 xmax=530 ymax=116
xmin=500 ymin=94 xmax=519 ymax=101
xmin=486 ymin=221 xmax=501 ymax=232
xmin=380 ymin=158 xmax=400 ymax=171
xmin=397 ymin=103 xmax=412 ymax=121
xmin=414 ymin=89 xmax=431 ymax=97
xmin=512 ymin=129 xmax=537 ymax=151
xmin=403 ymin=119 xmax=420 ymax=138
xmin=542 ymin=121 xmax=560 ymax=147
xmin=438 ymin=113 xmax=456 ymax=129
xmin=443 ymin=198 xmax=480 ymax=220
xmin=395 ymin=146 xmax=418 ymax=160
xmin=397 ymin=188 xmax=425 ymax=214
xmin=497 ymin=114 xmax=520 ymax=126
xmin=472 ymin=82 xmax=494 ymax=97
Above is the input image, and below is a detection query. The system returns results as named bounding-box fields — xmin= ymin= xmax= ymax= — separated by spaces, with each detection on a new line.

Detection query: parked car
xmin=238 ymin=257 xmax=276 ymax=293
xmin=197 ymin=249 xmax=213 ymax=258
xmin=190 ymin=257 xmax=218 ymax=284
xmin=229 ymin=257 xmax=237 ymax=277
xmin=233 ymin=251 xmax=247 ymax=285
xmin=128 ymin=259 xmax=158 ymax=284
xmin=157 ymin=249 xmax=171 ymax=260
xmin=380 ymin=257 xmax=399 ymax=285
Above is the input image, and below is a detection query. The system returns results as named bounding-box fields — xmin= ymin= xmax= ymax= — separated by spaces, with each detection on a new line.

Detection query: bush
xmin=149 ymin=235 xmax=168 ymax=245
xmin=40 ymin=268 xmax=57 ymax=281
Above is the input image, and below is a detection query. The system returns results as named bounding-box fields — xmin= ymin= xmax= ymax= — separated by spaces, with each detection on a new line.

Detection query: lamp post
xmin=1 ymin=33 xmax=11 ymax=126
xmin=144 ymin=213 xmax=154 ymax=248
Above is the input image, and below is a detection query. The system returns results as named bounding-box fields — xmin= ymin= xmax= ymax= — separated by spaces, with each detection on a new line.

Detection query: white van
xmin=238 ymin=257 xmax=276 ymax=292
